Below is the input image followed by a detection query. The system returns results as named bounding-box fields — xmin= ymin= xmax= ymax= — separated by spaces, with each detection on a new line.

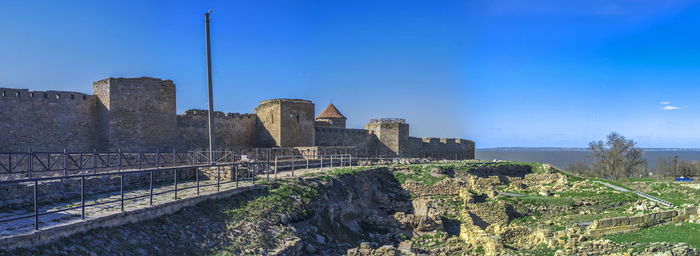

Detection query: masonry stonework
xmin=0 ymin=88 xmax=97 ymax=152
xmin=177 ymin=110 xmax=257 ymax=149
xmin=1 ymin=77 xmax=475 ymax=158
xmin=366 ymin=119 xmax=409 ymax=156
xmin=93 ymin=77 xmax=177 ymax=151
xmin=254 ymin=99 xmax=315 ymax=147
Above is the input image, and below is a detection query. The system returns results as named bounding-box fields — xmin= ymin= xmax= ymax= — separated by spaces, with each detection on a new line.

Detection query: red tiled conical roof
xmin=317 ymin=103 xmax=346 ymax=119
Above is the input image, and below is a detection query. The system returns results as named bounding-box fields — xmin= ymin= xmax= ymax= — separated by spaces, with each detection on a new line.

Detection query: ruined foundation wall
xmin=586 ymin=207 xmax=698 ymax=237
xmin=177 ymin=110 xmax=257 ymax=150
xmin=0 ymin=88 xmax=97 ymax=152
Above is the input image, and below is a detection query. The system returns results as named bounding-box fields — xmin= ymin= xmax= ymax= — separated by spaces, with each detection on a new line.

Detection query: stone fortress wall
xmin=314 ymin=127 xmax=383 ymax=154
xmin=176 ymin=110 xmax=258 ymax=149
xmin=93 ymin=78 xmax=177 ymax=151
xmin=0 ymin=77 xmax=475 ymax=158
xmin=0 ymin=88 xmax=97 ymax=152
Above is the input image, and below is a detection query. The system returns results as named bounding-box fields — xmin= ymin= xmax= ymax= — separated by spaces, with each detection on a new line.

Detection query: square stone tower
xmin=255 ymin=99 xmax=315 ymax=147
xmin=93 ymin=77 xmax=177 ymax=151
xmin=366 ymin=118 xmax=409 ymax=156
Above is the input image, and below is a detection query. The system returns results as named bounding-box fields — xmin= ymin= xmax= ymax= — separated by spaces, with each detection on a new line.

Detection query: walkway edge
xmin=0 ymin=185 xmax=266 ymax=250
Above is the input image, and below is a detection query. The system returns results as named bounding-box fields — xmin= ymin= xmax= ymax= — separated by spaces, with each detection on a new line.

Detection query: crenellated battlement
xmin=93 ymin=77 xmax=174 ymax=89
xmin=418 ymin=137 xmax=465 ymax=145
xmin=315 ymin=127 xmax=370 ymax=134
xmin=180 ymin=109 xmax=256 ymax=119
xmin=0 ymin=87 xmax=98 ymax=152
xmin=0 ymin=88 xmax=95 ymax=102
xmin=0 ymin=76 xmax=474 ymax=158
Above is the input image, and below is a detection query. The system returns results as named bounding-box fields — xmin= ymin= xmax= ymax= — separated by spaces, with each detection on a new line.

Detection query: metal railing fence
xmin=0 ymin=152 xmax=357 ymax=231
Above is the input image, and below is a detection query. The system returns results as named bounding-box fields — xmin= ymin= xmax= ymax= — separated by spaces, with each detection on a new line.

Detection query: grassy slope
xmin=625 ymin=180 xmax=700 ymax=206
xmin=606 ymin=223 xmax=700 ymax=249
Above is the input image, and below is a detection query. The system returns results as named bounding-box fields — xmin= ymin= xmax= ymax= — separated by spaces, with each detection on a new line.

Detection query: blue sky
xmin=2 ymin=0 xmax=700 ymax=148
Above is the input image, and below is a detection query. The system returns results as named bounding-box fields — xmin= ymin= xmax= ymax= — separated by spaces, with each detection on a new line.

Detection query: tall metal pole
xmin=205 ymin=10 xmax=215 ymax=164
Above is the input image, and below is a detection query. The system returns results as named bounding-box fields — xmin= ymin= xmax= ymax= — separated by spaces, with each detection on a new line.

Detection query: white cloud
xmin=663 ymin=106 xmax=681 ymax=111
xmin=660 ymin=101 xmax=671 ymax=105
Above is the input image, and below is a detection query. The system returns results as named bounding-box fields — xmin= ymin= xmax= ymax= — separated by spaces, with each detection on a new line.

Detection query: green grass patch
xmin=502 ymin=194 xmax=576 ymax=206
xmin=392 ymin=161 xmax=555 ymax=185
xmin=517 ymin=244 xmax=557 ymax=256
xmin=606 ymin=222 xmax=700 ymax=249
xmin=301 ymin=166 xmax=377 ymax=180
xmin=629 ymin=181 xmax=700 ymax=206
xmin=225 ymin=182 xmax=318 ymax=220
xmin=393 ymin=166 xmax=446 ymax=186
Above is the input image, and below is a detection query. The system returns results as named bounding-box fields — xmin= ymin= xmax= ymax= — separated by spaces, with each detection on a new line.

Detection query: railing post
xmin=235 ymin=164 xmax=239 ymax=187
xmin=81 ymin=176 xmax=85 ymax=219
xmin=151 ymin=153 xmax=158 ymax=206
xmin=195 ymin=157 xmax=200 ymax=195
xmin=274 ymin=156 xmax=278 ymax=180
xmin=173 ymin=149 xmax=178 ymax=199
xmin=174 ymin=167 xmax=178 ymax=200
xmin=306 ymin=158 xmax=309 ymax=170
xmin=216 ymin=165 xmax=220 ymax=192
xmin=92 ymin=149 xmax=97 ymax=174
xmin=34 ymin=179 xmax=39 ymax=230
xmin=63 ymin=149 xmax=68 ymax=177
xmin=120 ymin=172 xmax=124 ymax=211
xmin=137 ymin=151 xmax=142 ymax=170
xmin=330 ymin=155 xmax=333 ymax=168
xmin=291 ymin=157 xmax=295 ymax=177
xmin=350 ymin=154 xmax=353 ymax=167
xmin=47 ymin=152 xmax=51 ymax=174
xmin=340 ymin=154 xmax=344 ymax=167
xmin=266 ymin=157 xmax=270 ymax=182
xmin=28 ymin=148 xmax=33 ymax=178
xmin=118 ymin=149 xmax=122 ymax=173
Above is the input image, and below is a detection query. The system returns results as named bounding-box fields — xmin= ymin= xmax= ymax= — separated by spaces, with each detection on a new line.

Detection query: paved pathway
xmin=0 ymin=164 xmax=346 ymax=239
xmin=593 ymin=180 xmax=630 ymax=192
xmin=500 ymin=192 xmax=525 ymax=197
xmin=593 ymin=180 xmax=674 ymax=207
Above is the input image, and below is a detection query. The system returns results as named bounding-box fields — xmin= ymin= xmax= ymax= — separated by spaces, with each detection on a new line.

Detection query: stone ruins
xmin=0 ymin=77 xmax=474 ymax=158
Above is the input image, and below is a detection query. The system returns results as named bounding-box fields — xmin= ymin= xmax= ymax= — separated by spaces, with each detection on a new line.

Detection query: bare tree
xmin=589 ymin=132 xmax=647 ymax=179
xmin=567 ymin=162 xmax=592 ymax=176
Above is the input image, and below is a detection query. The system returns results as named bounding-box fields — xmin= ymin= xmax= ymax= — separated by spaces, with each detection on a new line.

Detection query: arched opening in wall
xmin=296 ymin=114 xmax=300 ymax=123
xmin=70 ymin=94 xmax=75 ymax=100
xmin=43 ymin=93 xmax=48 ymax=99
xmin=82 ymin=95 xmax=87 ymax=100
xmin=270 ymin=113 xmax=274 ymax=124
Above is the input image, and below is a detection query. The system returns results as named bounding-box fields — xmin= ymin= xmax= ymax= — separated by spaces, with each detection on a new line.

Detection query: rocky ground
xmin=1 ymin=161 xmax=699 ymax=256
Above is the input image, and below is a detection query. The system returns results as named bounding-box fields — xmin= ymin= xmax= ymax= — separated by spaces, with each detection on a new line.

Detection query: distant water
xmin=475 ymin=149 xmax=700 ymax=169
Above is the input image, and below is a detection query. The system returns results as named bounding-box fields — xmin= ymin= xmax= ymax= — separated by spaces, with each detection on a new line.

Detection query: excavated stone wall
xmin=400 ymin=179 xmax=467 ymax=196
xmin=587 ymin=206 xmax=700 ymax=237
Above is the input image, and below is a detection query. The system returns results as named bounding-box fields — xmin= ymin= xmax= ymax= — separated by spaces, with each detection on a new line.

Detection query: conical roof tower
xmin=316 ymin=103 xmax=347 ymax=128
